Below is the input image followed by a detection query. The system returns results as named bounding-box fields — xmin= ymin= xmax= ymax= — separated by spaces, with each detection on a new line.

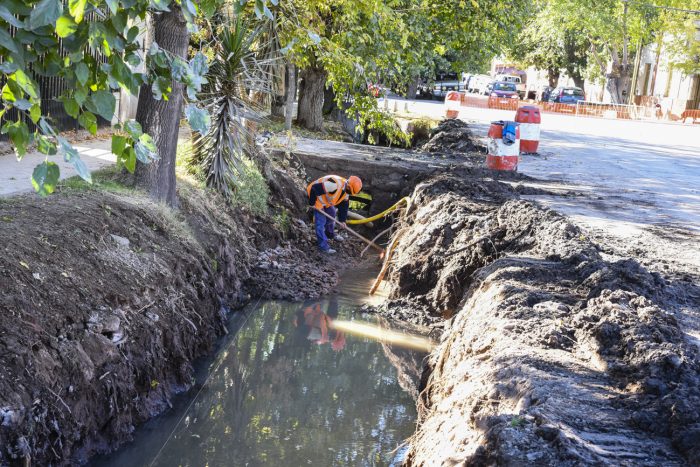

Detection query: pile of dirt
xmin=378 ymin=175 xmax=700 ymax=465
xmin=421 ymin=119 xmax=483 ymax=154
xmin=0 ymin=178 xmax=353 ymax=465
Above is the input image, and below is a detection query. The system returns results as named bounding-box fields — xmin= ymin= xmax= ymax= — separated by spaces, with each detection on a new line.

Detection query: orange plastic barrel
xmin=486 ymin=121 xmax=519 ymax=171
xmin=444 ymin=91 xmax=461 ymax=119
xmin=514 ymin=106 xmax=541 ymax=154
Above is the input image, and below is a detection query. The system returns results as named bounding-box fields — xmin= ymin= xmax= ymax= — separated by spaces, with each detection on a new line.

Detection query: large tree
xmin=546 ymin=0 xmax=700 ymax=103
xmin=510 ymin=3 xmax=588 ymax=89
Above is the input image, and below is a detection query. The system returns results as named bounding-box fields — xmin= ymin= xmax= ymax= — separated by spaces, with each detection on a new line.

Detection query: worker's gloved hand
xmin=338 ymin=222 xmax=347 ymax=228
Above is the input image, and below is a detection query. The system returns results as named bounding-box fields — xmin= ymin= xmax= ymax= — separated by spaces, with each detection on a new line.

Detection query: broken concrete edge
xmin=0 ymin=179 xmax=354 ymax=466
xmin=377 ymin=174 xmax=700 ymax=465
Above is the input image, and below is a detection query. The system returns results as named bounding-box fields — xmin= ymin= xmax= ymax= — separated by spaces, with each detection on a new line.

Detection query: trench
xmin=91 ymin=267 xmax=430 ymax=467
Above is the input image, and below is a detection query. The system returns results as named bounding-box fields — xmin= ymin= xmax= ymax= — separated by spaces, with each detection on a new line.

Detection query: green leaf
xmin=29 ymin=0 xmax=62 ymax=30
xmin=199 ymin=0 xmax=216 ymax=18
xmin=78 ymin=111 xmax=97 ymax=134
xmin=190 ymin=52 xmax=208 ymax=77
xmin=12 ymin=99 xmax=33 ymax=110
xmin=56 ymin=136 xmax=90 ymax=182
xmin=29 ymin=104 xmax=41 ymax=123
xmin=2 ymin=84 xmax=16 ymax=102
xmin=0 ymin=5 xmax=25 ymax=27
xmin=263 ymin=5 xmax=273 ymax=20
xmin=2 ymin=120 xmax=30 ymax=159
xmin=68 ymin=0 xmax=88 ymax=23
xmin=13 ymin=70 xmax=40 ymax=100
xmin=105 ymin=0 xmax=118 ymax=14
xmin=62 ymin=97 xmax=80 ymax=118
xmin=111 ymin=135 xmax=127 ymax=156
xmin=150 ymin=0 xmax=171 ymax=12
xmin=75 ymin=62 xmax=90 ymax=86
xmin=0 ymin=62 xmax=19 ymax=73
xmin=56 ymin=15 xmax=78 ymax=38
xmin=124 ymin=120 xmax=142 ymax=140
xmin=135 ymin=134 xmax=158 ymax=162
xmin=170 ymin=57 xmax=188 ymax=81
xmin=0 ymin=28 xmax=19 ymax=54
xmin=36 ymin=134 xmax=57 ymax=155
xmin=38 ymin=118 xmax=55 ymax=136
xmin=123 ymin=147 xmax=136 ymax=173
xmin=185 ymin=104 xmax=210 ymax=134
xmin=32 ymin=161 xmax=60 ymax=196
xmin=74 ymin=87 xmax=87 ymax=105
xmin=126 ymin=26 xmax=139 ymax=43
xmin=88 ymin=90 xmax=115 ymax=121
xmin=151 ymin=76 xmax=171 ymax=100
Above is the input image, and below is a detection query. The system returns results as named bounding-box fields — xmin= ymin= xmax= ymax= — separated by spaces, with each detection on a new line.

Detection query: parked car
xmin=539 ymin=86 xmax=554 ymax=102
xmin=431 ymin=72 xmax=463 ymax=99
xmin=548 ymin=86 xmax=585 ymax=105
xmin=495 ymin=74 xmax=526 ymax=98
xmin=487 ymin=82 xmax=520 ymax=110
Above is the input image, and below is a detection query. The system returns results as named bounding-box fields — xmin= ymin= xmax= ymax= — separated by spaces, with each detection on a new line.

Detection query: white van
xmin=469 ymin=75 xmax=493 ymax=95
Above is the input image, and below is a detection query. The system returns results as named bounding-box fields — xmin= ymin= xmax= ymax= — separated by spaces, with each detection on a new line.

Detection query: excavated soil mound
xmin=421 ymin=119 xmax=483 ymax=154
xmin=381 ymin=175 xmax=700 ymax=465
xmin=0 ymin=183 xmax=353 ymax=465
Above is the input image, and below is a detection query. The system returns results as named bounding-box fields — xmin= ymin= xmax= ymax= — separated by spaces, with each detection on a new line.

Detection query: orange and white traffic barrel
xmin=444 ymin=91 xmax=461 ymax=119
xmin=486 ymin=121 xmax=519 ymax=171
xmin=514 ymin=105 xmax=541 ymax=154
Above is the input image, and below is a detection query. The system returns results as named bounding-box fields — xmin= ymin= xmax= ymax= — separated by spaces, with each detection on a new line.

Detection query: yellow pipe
xmin=347 ymin=197 xmax=410 ymax=225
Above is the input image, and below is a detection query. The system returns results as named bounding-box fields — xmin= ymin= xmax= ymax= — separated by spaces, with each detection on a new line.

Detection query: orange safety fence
xmin=458 ymin=92 xmax=677 ymax=122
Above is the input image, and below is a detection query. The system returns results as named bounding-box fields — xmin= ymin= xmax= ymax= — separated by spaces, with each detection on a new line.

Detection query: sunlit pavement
xmin=381 ymin=96 xmax=700 ymax=236
xmin=0 ymin=138 xmax=115 ymax=197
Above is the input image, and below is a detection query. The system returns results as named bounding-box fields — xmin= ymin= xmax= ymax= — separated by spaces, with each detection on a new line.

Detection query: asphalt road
xmin=383 ymin=95 xmax=700 ymax=233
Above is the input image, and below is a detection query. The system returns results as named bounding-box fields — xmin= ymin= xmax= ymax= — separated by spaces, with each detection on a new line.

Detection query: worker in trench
xmin=306 ymin=174 xmax=363 ymax=254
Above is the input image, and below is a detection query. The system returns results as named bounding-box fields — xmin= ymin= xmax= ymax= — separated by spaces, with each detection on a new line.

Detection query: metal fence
xmin=0 ymin=15 xmax=110 ymax=143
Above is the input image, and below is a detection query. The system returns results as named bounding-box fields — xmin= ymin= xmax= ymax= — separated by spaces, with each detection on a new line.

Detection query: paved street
xmin=383 ymin=96 xmax=700 ymax=229
xmin=0 ymin=138 xmax=115 ymax=197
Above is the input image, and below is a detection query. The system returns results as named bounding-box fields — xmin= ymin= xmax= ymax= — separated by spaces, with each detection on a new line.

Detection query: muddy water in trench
xmin=94 ymin=269 xmax=427 ymax=467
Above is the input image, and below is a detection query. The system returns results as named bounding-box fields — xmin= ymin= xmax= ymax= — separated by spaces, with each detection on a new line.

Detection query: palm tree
xmin=192 ymin=15 xmax=275 ymax=199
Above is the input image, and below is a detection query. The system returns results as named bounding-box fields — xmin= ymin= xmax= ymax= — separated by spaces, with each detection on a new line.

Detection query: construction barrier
xmin=444 ymin=91 xmax=461 ymax=118
xmin=457 ymin=92 xmax=692 ymax=122
xmin=486 ymin=121 xmax=519 ymax=171
xmin=515 ymin=106 xmax=541 ymax=154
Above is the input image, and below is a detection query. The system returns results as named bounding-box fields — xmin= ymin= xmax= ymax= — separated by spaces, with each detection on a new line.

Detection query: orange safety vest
xmin=306 ymin=175 xmax=349 ymax=210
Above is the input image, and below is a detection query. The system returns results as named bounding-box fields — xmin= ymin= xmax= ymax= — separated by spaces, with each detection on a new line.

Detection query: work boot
xmin=322 ymin=248 xmax=337 ymax=255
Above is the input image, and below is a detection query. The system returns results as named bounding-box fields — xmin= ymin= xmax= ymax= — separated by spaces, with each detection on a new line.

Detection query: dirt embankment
xmin=380 ymin=175 xmax=700 ymax=465
xmin=0 ymin=180 xmax=350 ymax=465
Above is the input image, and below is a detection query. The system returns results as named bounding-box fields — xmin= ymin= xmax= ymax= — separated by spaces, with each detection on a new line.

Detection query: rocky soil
xmin=0 ymin=179 xmax=358 ymax=465
xmin=377 ymin=175 xmax=700 ymax=465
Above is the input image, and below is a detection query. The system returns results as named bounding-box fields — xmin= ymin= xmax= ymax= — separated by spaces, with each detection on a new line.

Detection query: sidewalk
xmin=0 ymin=137 xmax=115 ymax=197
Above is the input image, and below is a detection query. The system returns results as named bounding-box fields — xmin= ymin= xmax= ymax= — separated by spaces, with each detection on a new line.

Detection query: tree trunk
xmin=270 ymin=63 xmax=286 ymax=118
xmin=133 ymin=8 xmax=189 ymax=207
xmin=296 ymin=66 xmax=326 ymax=131
xmin=547 ymin=68 xmax=560 ymax=88
xmin=606 ymin=63 xmax=631 ymax=104
xmin=571 ymin=74 xmax=585 ymax=90
xmin=406 ymin=76 xmax=419 ymax=99
xmin=284 ymin=64 xmax=296 ymax=131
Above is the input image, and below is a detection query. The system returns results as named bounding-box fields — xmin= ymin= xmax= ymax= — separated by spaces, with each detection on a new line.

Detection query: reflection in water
xmin=331 ymin=320 xmax=435 ymax=353
xmin=94 ymin=296 xmax=425 ymax=467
